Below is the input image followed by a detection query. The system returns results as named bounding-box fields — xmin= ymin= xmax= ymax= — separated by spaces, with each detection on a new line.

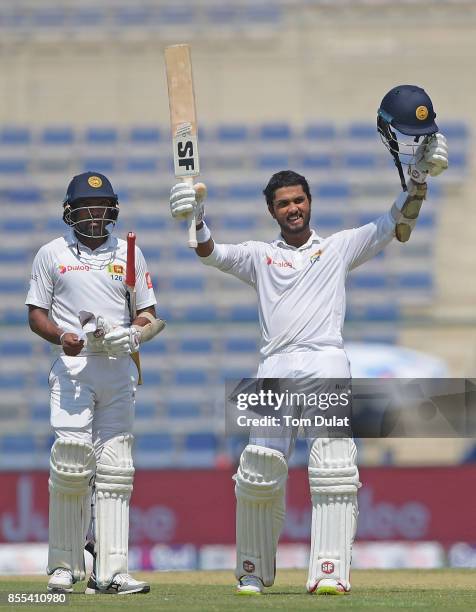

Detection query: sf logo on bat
xmin=173 ymin=126 xmax=199 ymax=177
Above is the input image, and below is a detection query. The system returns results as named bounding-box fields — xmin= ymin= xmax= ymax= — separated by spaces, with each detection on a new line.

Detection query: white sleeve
xmin=25 ymin=246 xmax=54 ymax=309
xmin=333 ymin=211 xmax=395 ymax=271
xmin=200 ymin=242 xmax=257 ymax=287
xmin=135 ymin=247 xmax=157 ymax=310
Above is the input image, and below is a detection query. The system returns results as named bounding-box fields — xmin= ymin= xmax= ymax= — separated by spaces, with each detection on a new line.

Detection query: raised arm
xmin=169 ymin=181 xmax=257 ymax=286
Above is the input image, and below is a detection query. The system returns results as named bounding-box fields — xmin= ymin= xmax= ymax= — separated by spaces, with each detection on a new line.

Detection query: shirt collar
xmin=64 ymin=228 xmax=116 ymax=253
xmin=273 ymin=228 xmax=322 ymax=251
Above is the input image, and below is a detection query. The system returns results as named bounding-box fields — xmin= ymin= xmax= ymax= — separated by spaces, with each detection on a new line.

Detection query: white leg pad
xmin=95 ymin=434 xmax=134 ymax=589
xmin=234 ymin=444 xmax=288 ymax=587
xmin=307 ymin=438 xmax=360 ymax=592
xmin=48 ymin=439 xmax=95 ymax=582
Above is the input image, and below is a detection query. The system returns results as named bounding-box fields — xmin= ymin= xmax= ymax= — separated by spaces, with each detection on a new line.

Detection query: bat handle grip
xmin=184 ymin=177 xmax=198 ymax=248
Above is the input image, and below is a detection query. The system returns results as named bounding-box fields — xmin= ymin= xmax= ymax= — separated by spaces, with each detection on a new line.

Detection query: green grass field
xmin=1 ymin=570 xmax=475 ymax=611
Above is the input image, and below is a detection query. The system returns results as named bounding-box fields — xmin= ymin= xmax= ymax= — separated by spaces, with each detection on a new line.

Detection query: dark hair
xmin=263 ymin=170 xmax=311 ymax=208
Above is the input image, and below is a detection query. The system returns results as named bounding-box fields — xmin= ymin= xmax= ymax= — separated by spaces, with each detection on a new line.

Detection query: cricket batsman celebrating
xmin=169 ymin=86 xmax=448 ymax=595
xmin=26 ymin=171 xmax=164 ymax=594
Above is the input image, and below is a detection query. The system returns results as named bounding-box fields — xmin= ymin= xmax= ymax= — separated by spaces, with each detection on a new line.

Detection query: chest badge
xmin=310 ymin=249 xmax=322 ymax=265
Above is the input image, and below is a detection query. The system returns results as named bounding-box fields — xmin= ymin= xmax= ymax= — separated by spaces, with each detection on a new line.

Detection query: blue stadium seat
xmin=115 ymin=7 xmax=153 ymax=26
xmin=397 ymin=272 xmax=433 ymax=290
xmin=225 ymin=338 xmax=258 ymax=353
xmin=138 ymin=339 xmax=166 ymax=355
xmin=128 ymin=127 xmax=161 ymax=143
xmin=179 ymin=339 xmax=213 ymax=353
xmin=350 ymin=274 xmax=387 ymax=289
xmin=184 ymin=432 xmax=218 ymax=452
xmin=82 ymin=158 xmax=116 ymax=173
xmin=174 ymin=369 xmax=209 ymax=386
xmin=135 ymin=433 xmax=174 ymax=452
xmin=71 ymin=8 xmax=107 ymax=28
xmin=0 ymin=159 xmax=28 ymax=173
xmin=32 ymin=8 xmax=66 ymax=27
xmin=228 ymin=306 xmax=259 ymax=322
xmin=343 ymin=153 xmax=378 ymax=169
xmin=45 ymin=217 xmax=65 ymax=232
xmin=41 ymin=127 xmax=74 ymax=145
xmin=317 ymin=183 xmax=350 ymax=199
xmin=183 ymin=305 xmax=218 ymax=323
xmin=359 ymin=304 xmax=401 ymax=321
xmin=243 ymin=4 xmax=282 ymax=26
xmin=31 ymin=404 xmax=49 ymax=421
xmin=304 ymin=124 xmax=336 ymax=140
xmin=259 ymin=123 xmax=291 ymax=140
xmin=0 ymin=279 xmax=27 ymax=293
xmin=1 ymin=311 xmax=27 ymax=325
xmin=221 ymin=216 xmax=257 ymax=230
xmin=0 ymin=249 xmax=30 ymax=263
xmin=135 ymin=402 xmax=156 ymax=419
xmin=136 ymin=218 xmax=167 ymax=230
xmin=317 ymin=214 xmax=344 ymax=229
xmin=216 ymin=124 xmax=248 ymax=142
xmin=0 ymin=341 xmax=32 ymax=356
xmin=257 ymin=153 xmax=290 ymax=169
xmin=299 ymin=153 xmax=333 ymax=169
xmin=166 ymin=401 xmax=201 ymax=419
xmin=438 ymin=122 xmax=469 ymax=140
xmin=126 ymin=157 xmax=159 ymax=173
xmin=171 ymin=276 xmax=205 ymax=291
xmin=158 ymin=5 xmax=196 ymax=25
xmin=85 ymin=127 xmax=118 ymax=145
xmin=173 ymin=246 xmax=196 ymax=261
xmin=347 ymin=123 xmax=377 ymax=140
xmin=226 ymin=183 xmax=260 ymax=200
xmin=2 ymin=219 xmax=36 ymax=232
xmin=1 ymin=434 xmax=36 ymax=453
xmin=141 ymin=370 xmax=161 ymax=385
xmin=0 ymin=128 xmax=31 ymax=145
xmin=139 ymin=246 xmax=161 ymax=261
xmin=5 ymin=188 xmax=42 ymax=203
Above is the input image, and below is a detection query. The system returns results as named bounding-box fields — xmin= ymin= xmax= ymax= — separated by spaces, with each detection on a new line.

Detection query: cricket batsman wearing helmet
xmin=169 ymin=85 xmax=448 ymax=595
xmin=26 ymin=171 xmax=165 ymax=594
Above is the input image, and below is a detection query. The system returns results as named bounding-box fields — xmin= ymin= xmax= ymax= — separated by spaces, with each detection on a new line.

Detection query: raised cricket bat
xmin=165 ymin=44 xmax=200 ymax=248
xmin=126 ymin=232 xmax=142 ymax=385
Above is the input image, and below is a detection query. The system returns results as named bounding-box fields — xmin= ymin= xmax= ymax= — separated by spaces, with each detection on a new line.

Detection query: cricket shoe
xmin=47 ymin=568 xmax=74 ymax=593
xmin=85 ymin=572 xmax=150 ymax=595
xmin=308 ymin=578 xmax=347 ymax=595
xmin=236 ymin=575 xmax=264 ymax=595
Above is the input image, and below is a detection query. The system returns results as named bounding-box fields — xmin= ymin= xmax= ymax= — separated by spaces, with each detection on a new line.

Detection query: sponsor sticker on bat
xmin=173 ymin=133 xmax=199 ymax=176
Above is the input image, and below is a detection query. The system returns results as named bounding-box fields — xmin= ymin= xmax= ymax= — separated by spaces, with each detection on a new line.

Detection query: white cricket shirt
xmin=202 ymin=211 xmax=395 ymax=357
xmin=26 ymin=229 xmax=157 ymax=354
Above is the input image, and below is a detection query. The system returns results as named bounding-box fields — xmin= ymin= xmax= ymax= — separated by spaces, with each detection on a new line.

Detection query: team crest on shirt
xmin=108 ymin=263 xmax=124 ymax=281
xmin=310 ymin=249 xmax=322 ymax=265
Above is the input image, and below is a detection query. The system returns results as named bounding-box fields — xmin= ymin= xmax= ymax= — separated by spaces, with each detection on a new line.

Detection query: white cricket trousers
xmin=250 ymin=347 xmax=352 ymax=458
xmin=49 ymin=354 xmax=136 ymax=460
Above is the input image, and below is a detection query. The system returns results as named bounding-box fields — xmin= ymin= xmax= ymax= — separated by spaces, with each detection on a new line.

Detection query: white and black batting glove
xmin=409 ymin=132 xmax=448 ymax=183
xmin=169 ymin=182 xmax=207 ymax=224
xmin=103 ymin=326 xmax=141 ymax=355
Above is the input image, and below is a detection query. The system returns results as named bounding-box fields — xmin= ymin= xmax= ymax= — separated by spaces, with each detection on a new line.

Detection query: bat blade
xmin=165 ymin=44 xmax=200 ymax=247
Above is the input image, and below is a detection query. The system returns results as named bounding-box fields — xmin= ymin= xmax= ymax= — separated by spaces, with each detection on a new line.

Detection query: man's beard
xmin=278 ymin=210 xmax=311 ymax=234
